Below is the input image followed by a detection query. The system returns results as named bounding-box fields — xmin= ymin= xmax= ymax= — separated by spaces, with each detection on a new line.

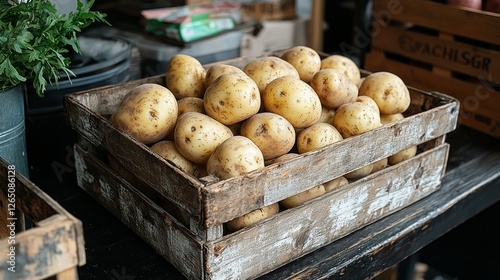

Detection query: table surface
xmin=25 ymin=112 xmax=500 ymax=280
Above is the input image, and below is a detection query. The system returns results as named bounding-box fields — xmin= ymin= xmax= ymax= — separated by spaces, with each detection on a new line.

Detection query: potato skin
xmin=310 ymin=68 xmax=358 ymax=109
xmin=332 ymin=100 xmax=382 ymax=138
xmin=279 ymin=184 xmax=326 ymax=209
xmin=321 ymin=54 xmax=361 ymax=86
xmin=358 ymin=71 xmax=411 ymax=115
xmin=205 ymin=63 xmax=246 ymax=88
xmin=173 ymin=112 xmax=233 ymax=165
xmin=177 ymin=97 xmax=205 ymax=117
xmin=166 ymin=54 xmax=206 ymax=99
xmin=111 ymin=83 xmax=178 ymax=144
xmin=281 ymin=45 xmax=321 ymax=83
xmin=263 ymin=75 xmax=322 ymax=129
xmin=204 ymin=73 xmax=261 ymax=126
xmin=296 ymin=122 xmax=343 ymax=154
xmin=150 ymin=140 xmax=195 ymax=175
xmin=243 ymin=56 xmax=299 ymax=93
xmin=226 ymin=202 xmax=280 ymax=232
xmin=206 ymin=135 xmax=265 ymax=180
xmin=240 ymin=112 xmax=296 ymax=160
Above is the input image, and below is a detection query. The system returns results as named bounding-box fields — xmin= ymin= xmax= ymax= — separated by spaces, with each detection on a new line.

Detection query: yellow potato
xmin=111 ymin=83 xmax=178 ymax=144
xmin=280 ymin=45 xmax=321 ymax=83
xmin=262 ymin=75 xmax=322 ymax=129
xmin=358 ymin=71 xmax=411 ymax=115
xmin=226 ymin=202 xmax=280 ymax=232
xmin=280 ymin=184 xmax=326 ymax=209
xmin=317 ymin=106 xmax=336 ymax=124
xmin=166 ymin=54 xmax=206 ymax=99
xmin=177 ymin=97 xmax=205 ymax=117
xmin=204 ymin=73 xmax=261 ymax=126
xmin=388 ymin=145 xmax=418 ymax=165
xmin=206 ymin=135 xmax=265 ymax=180
xmin=173 ymin=112 xmax=233 ymax=165
xmin=240 ymin=112 xmax=296 ymax=160
xmin=205 ymin=63 xmax=246 ymax=88
xmin=321 ymin=54 xmax=361 ymax=86
xmin=323 ymin=176 xmax=348 ymax=192
xmin=243 ymin=56 xmax=299 ymax=93
xmin=150 ymin=140 xmax=195 ymax=175
xmin=355 ymin=95 xmax=380 ymax=115
xmin=332 ymin=99 xmax=382 ymax=138
xmin=310 ymin=68 xmax=358 ymax=109
xmin=296 ymin=122 xmax=343 ymax=154
xmin=380 ymin=113 xmax=404 ymax=125
xmin=344 ymin=164 xmax=374 ymax=180
xmin=371 ymin=157 xmax=388 ymax=174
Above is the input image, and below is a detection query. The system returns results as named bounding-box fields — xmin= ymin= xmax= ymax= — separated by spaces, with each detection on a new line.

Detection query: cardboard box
xmin=240 ymin=18 xmax=308 ymax=57
xmin=65 ymin=52 xmax=459 ymax=280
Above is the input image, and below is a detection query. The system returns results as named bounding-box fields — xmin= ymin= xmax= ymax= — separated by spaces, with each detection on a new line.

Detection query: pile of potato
xmin=110 ymin=46 xmax=415 ymax=232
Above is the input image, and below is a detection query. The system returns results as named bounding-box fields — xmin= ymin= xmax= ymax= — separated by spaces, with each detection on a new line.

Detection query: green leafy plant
xmin=0 ymin=0 xmax=109 ymax=97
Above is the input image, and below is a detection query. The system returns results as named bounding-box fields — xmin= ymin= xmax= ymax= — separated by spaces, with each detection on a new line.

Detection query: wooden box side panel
xmin=370 ymin=24 xmax=500 ymax=83
xmin=0 ymin=157 xmax=86 ymax=279
xmin=373 ymin=0 xmax=500 ymax=45
xmin=74 ymin=144 xmax=204 ymax=280
xmin=204 ymin=144 xmax=450 ymax=280
xmin=0 ymin=217 xmax=80 ymax=280
xmin=201 ymin=101 xmax=458 ymax=227
xmin=365 ymin=51 xmax=500 ymax=138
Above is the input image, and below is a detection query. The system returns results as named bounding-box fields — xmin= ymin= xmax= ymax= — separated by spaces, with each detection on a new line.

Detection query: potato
xmin=344 ymin=164 xmax=374 ymax=180
xmin=240 ymin=112 xmax=296 ymax=160
xmin=321 ymin=54 xmax=361 ymax=86
xmin=310 ymin=68 xmax=358 ymax=109
xmin=280 ymin=184 xmax=326 ymax=209
xmin=380 ymin=113 xmax=404 ymax=125
xmin=205 ymin=63 xmax=246 ymax=88
xmin=226 ymin=202 xmax=280 ymax=232
xmin=358 ymin=71 xmax=411 ymax=115
xmin=177 ymin=97 xmax=205 ymax=117
xmin=173 ymin=112 xmax=233 ymax=165
xmin=204 ymin=73 xmax=261 ymax=125
xmin=371 ymin=157 xmax=388 ymax=174
xmin=332 ymin=99 xmax=382 ymax=138
xmin=355 ymin=95 xmax=380 ymax=115
xmin=323 ymin=176 xmax=348 ymax=192
xmin=280 ymin=45 xmax=321 ymax=83
xmin=296 ymin=122 xmax=343 ymax=154
xmin=262 ymin=75 xmax=322 ymax=129
xmin=206 ymin=135 xmax=265 ymax=180
xmin=317 ymin=106 xmax=336 ymax=124
xmin=388 ymin=145 xmax=418 ymax=165
xmin=243 ymin=56 xmax=299 ymax=93
xmin=150 ymin=140 xmax=195 ymax=175
xmin=111 ymin=83 xmax=178 ymax=144
xmin=166 ymin=54 xmax=206 ymax=99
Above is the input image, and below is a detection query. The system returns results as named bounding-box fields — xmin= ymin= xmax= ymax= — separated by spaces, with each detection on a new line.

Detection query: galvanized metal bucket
xmin=0 ymin=84 xmax=29 ymax=177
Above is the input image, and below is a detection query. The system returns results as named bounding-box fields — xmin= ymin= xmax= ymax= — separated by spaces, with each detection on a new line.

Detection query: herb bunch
xmin=0 ymin=0 xmax=109 ymax=97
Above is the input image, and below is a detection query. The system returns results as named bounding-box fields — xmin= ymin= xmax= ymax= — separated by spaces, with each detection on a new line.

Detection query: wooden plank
xmin=0 ymin=216 xmax=79 ymax=280
xmin=73 ymin=144 xmax=205 ymax=280
xmin=204 ymin=144 xmax=449 ymax=280
xmin=370 ymin=25 xmax=500 ymax=82
xmin=372 ymin=0 xmax=500 ymax=45
xmin=201 ymin=102 xmax=458 ymax=227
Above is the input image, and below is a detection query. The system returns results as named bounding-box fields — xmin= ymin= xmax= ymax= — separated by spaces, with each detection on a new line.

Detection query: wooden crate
xmin=0 ymin=157 xmax=86 ymax=280
xmin=364 ymin=0 xmax=500 ymax=138
xmin=64 ymin=53 xmax=459 ymax=280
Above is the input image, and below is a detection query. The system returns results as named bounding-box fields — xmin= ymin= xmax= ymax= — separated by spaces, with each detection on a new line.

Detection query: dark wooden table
xmin=25 ymin=111 xmax=500 ymax=280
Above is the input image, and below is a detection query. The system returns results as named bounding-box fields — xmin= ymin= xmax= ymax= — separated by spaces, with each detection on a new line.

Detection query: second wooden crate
xmin=365 ymin=0 xmax=500 ymax=138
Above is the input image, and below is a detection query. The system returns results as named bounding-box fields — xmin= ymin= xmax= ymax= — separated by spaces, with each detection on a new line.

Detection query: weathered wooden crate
xmin=64 ymin=53 xmax=459 ymax=280
xmin=0 ymin=157 xmax=86 ymax=280
xmin=365 ymin=0 xmax=500 ymax=138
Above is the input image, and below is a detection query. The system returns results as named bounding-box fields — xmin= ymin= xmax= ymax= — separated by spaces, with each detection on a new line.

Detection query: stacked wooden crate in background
xmin=365 ymin=0 xmax=500 ymax=138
